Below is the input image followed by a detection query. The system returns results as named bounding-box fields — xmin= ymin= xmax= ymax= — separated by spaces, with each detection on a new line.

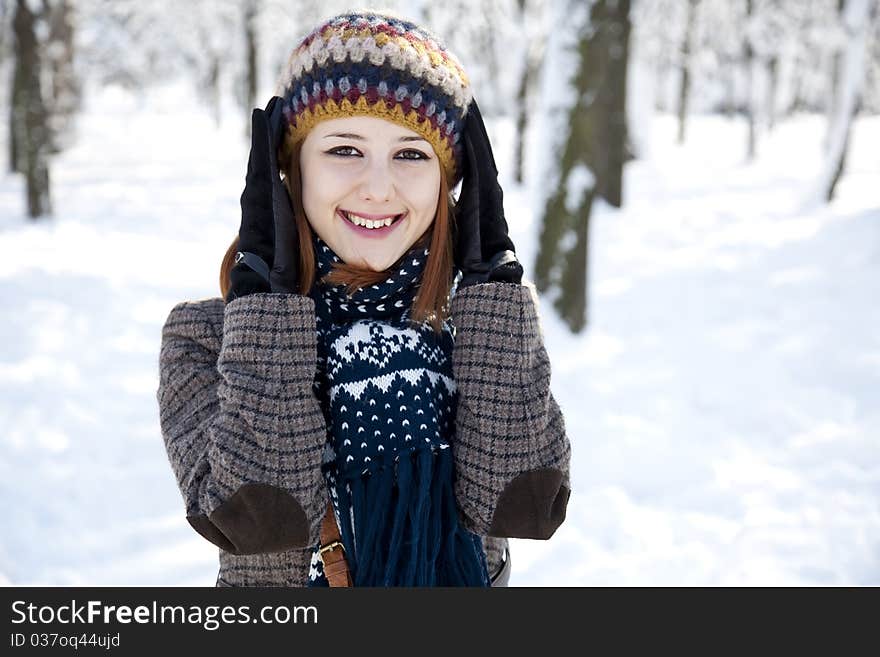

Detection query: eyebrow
xmin=323 ymin=132 xmax=427 ymax=143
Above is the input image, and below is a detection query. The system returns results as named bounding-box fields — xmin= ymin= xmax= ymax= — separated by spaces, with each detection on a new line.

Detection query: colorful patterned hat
xmin=274 ymin=10 xmax=473 ymax=188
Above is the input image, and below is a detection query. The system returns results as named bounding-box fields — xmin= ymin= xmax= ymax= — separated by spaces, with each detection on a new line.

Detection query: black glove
xmin=453 ymin=98 xmax=524 ymax=289
xmin=226 ymin=96 xmax=301 ymax=302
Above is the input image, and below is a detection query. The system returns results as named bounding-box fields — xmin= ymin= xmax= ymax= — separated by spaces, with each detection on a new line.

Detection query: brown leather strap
xmin=319 ymin=501 xmax=352 ymax=587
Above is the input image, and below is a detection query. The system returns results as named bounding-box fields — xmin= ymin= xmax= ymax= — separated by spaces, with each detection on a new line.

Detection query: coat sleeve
xmin=156 ymin=293 xmax=328 ymax=555
xmin=450 ymin=281 xmax=571 ymax=540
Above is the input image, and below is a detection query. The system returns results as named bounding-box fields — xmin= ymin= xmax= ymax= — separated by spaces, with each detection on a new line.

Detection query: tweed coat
xmin=156 ymin=281 xmax=571 ymax=586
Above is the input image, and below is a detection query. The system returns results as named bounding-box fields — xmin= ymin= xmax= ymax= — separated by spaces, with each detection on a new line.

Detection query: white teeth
xmin=343 ymin=211 xmax=398 ymax=229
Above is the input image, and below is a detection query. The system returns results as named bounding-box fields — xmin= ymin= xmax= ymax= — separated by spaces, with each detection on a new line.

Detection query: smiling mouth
xmin=337 ymin=209 xmax=406 ymax=236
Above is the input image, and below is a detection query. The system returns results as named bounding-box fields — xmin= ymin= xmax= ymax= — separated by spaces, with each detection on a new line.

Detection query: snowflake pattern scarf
xmin=305 ymin=232 xmax=490 ymax=587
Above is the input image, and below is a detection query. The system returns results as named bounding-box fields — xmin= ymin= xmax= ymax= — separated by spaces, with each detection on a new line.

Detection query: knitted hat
xmin=274 ymin=10 xmax=473 ymax=188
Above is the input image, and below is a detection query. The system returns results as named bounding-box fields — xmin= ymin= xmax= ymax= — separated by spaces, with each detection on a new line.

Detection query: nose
xmin=358 ymin=156 xmax=395 ymax=203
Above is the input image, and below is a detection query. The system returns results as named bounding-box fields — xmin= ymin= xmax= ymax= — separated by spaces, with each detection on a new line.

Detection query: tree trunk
xmin=208 ymin=55 xmax=221 ymax=128
xmin=604 ymin=0 xmax=630 ymax=207
xmin=720 ymin=54 xmax=737 ymax=117
xmin=766 ymin=55 xmax=778 ymax=131
xmin=513 ymin=54 xmax=529 ymax=184
xmin=745 ymin=0 xmax=756 ymax=161
xmin=197 ymin=41 xmax=222 ymax=130
xmin=556 ymin=188 xmax=592 ymax=334
xmin=0 ymin=0 xmax=7 ymax=52
xmin=534 ymin=0 xmax=631 ymax=333
xmin=677 ymin=0 xmax=698 ymax=144
xmin=513 ymin=0 xmax=545 ymax=184
xmin=654 ymin=54 xmax=667 ymax=113
xmin=243 ymin=0 xmax=259 ymax=136
xmin=44 ymin=0 xmax=81 ymax=154
xmin=825 ymin=0 xmax=847 ymax=150
xmin=10 ymin=39 xmax=24 ymax=173
xmin=818 ymin=0 xmax=870 ymax=202
xmin=480 ymin=0 xmax=503 ymax=114
xmin=12 ymin=0 xmax=52 ymax=218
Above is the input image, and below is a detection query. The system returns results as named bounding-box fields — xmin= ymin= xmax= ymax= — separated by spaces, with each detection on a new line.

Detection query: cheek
xmin=302 ymin=165 xmax=341 ymax=211
xmin=300 ymin=178 xmax=334 ymax=235
xmin=410 ymin=171 xmax=440 ymax=218
xmin=307 ymin=162 xmax=360 ymax=201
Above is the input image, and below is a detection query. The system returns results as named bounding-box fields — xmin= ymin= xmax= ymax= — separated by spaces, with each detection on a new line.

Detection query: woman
xmin=157 ymin=10 xmax=570 ymax=587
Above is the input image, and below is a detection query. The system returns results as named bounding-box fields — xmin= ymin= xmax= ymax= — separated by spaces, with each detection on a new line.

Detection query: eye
xmin=396 ymin=149 xmax=430 ymax=161
xmin=326 ymin=146 xmax=359 ymax=157
xmin=324 ymin=146 xmax=430 ymax=161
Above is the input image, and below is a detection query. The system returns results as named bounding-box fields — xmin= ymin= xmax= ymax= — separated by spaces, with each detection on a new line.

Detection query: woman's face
xmin=299 ymin=115 xmax=441 ymax=272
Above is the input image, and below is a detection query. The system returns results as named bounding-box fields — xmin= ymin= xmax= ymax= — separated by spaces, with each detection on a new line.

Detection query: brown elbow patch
xmin=187 ymin=513 xmax=237 ymax=553
xmin=188 ymin=483 xmax=310 ymax=555
xmin=488 ymin=468 xmax=570 ymax=539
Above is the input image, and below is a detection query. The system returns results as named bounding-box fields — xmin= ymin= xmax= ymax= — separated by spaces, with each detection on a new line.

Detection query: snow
xmin=564 ymin=163 xmax=595 ymax=214
xmin=1 ymin=80 xmax=878 ymax=586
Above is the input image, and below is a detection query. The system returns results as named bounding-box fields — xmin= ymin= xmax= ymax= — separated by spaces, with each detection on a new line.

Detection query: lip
xmin=337 ymin=209 xmax=406 ymax=239
xmin=340 ymin=209 xmax=403 ymax=220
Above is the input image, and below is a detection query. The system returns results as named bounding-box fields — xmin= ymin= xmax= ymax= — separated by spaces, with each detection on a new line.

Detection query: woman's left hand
xmin=453 ymin=98 xmax=524 ymax=288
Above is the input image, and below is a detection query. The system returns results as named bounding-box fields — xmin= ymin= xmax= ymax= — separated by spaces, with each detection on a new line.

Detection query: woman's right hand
xmin=226 ymin=96 xmax=301 ymax=302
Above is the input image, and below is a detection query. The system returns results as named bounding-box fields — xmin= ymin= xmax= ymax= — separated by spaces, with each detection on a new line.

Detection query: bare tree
xmin=190 ymin=0 xmax=239 ymax=128
xmin=816 ymin=0 xmax=871 ymax=202
xmin=513 ymin=0 xmax=547 ymax=183
xmin=534 ymin=0 xmax=631 ymax=333
xmin=677 ymin=0 xmax=699 ymax=144
xmin=43 ymin=0 xmax=81 ymax=153
xmin=243 ymin=0 xmax=259 ymax=134
xmin=10 ymin=0 xmax=52 ymax=217
xmin=0 ymin=0 xmax=11 ymax=65
xmin=745 ymin=0 xmax=756 ymax=160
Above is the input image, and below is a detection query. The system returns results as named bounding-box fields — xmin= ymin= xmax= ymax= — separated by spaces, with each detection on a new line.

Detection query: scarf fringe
xmin=333 ymin=446 xmax=489 ymax=587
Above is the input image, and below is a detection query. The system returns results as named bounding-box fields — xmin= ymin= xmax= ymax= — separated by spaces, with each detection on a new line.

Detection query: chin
xmin=354 ymin=246 xmax=406 ymax=272
xmin=361 ymin=257 xmax=395 ymax=272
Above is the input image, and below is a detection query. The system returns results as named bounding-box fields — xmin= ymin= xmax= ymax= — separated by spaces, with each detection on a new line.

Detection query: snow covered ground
xmin=1 ymin=81 xmax=877 ymax=586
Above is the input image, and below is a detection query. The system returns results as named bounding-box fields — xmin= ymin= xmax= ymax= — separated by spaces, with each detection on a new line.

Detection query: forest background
xmin=1 ymin=0 xmax=878 ymax=585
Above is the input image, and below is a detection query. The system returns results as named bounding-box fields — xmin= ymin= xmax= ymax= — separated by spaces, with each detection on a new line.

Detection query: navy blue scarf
xmin=306 ymin=231 xmax=489 ymax=587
